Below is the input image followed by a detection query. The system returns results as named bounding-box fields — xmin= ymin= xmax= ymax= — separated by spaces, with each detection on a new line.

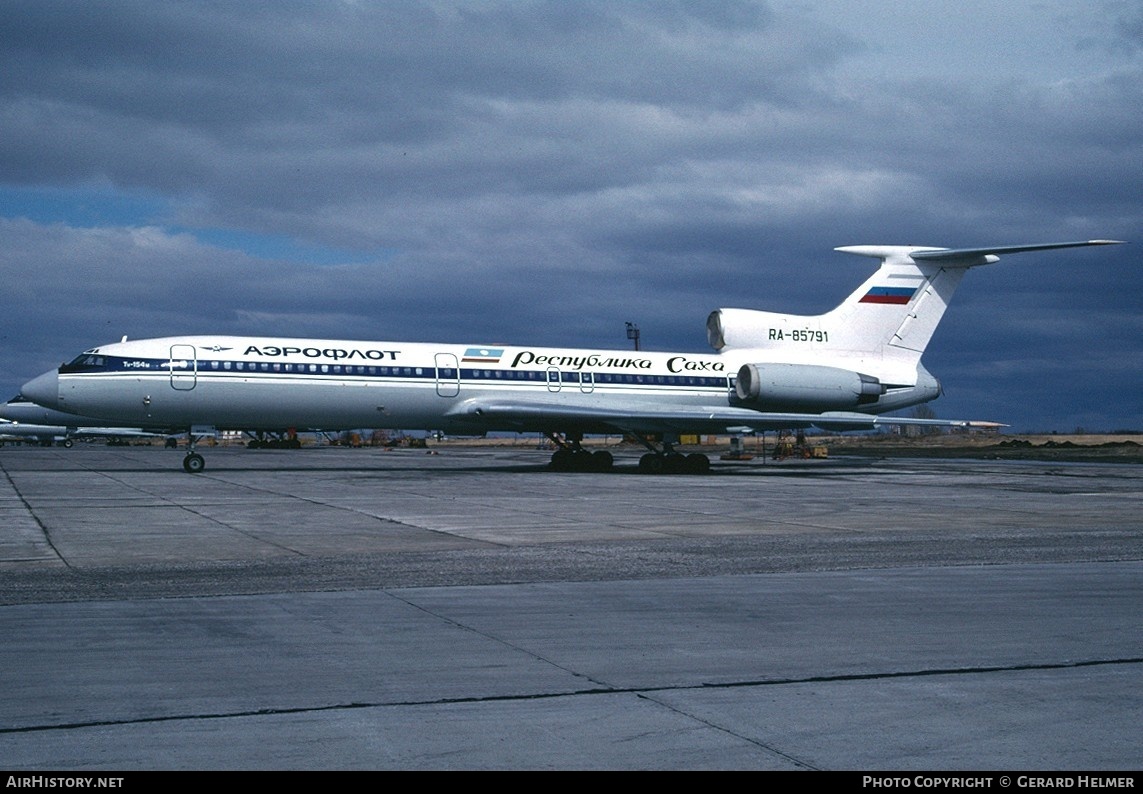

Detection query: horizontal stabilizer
xmin=912 ymin=239 xmax=1124 ymax=267
xmin=836 ymin=240 xmax=1124 ymax=268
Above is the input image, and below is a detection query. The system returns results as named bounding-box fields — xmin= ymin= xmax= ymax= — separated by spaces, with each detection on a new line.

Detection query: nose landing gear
xmin=183 ymin=452 xmax=205 ymax=473
xmin=179 ymin=426 xmax=216 ymax=473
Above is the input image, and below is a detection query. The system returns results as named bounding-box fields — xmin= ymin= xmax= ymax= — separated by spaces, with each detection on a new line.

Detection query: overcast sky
xmin=2 ymin=0 xmax=1140 ymax=432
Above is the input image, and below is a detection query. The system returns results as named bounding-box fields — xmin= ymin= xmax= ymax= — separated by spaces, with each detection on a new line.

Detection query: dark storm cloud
xmin=1 ymin=2 xmax=816 ymax=195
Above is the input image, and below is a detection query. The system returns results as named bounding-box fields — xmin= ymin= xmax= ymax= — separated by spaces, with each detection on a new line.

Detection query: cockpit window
xmin=60 ymin=354 xmax=108 ymax=373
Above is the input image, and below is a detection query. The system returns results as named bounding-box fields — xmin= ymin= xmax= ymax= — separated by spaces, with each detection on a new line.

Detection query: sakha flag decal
xmin=462 ymin=347 xmax=504 ymax=363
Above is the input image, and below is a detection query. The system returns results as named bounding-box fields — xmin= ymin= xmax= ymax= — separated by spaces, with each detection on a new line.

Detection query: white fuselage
xmin=21 ymin=334 xmax=931 ymax=435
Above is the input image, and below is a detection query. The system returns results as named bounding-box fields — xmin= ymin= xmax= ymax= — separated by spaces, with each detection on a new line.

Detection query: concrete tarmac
xmin=0 ymin=444 xmax=1140 ymax=770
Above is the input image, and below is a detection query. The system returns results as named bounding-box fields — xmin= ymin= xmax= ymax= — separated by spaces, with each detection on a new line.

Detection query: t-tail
xmin=706 ymin=240 xmax=1123 ymax=411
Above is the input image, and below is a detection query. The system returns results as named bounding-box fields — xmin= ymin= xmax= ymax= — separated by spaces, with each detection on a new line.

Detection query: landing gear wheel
xmin=590 ymin=450 xmax=614 ymax=472
xmin=639 ymin=453 xmax=664 ymax=474
xmin=685 ymin=453 xmax=711 ymax=474
xmin=550 ymin=448 xmax=573 ymax=471
xmin=663 ymin=453 xmax=688 ymax=474
xmin=183 ymin=453 xmax=206 ymax=474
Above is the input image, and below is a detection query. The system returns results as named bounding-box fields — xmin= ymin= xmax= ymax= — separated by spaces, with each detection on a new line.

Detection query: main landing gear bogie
xmin=549 ymin=447 xmax=614 ymax=473
xmin=546 ymin=432 xmax=710 ymax=475
xmin=638 ymin=451 xmax=710 ymax=475
xmin=546 ymin=433 xmax=614 ymax=473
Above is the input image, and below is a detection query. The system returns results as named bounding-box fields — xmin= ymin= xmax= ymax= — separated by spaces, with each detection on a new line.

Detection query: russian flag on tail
xmin=860 ymin=286 xmax=916 ymax=305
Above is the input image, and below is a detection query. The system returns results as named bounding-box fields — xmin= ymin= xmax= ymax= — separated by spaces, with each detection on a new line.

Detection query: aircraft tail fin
xmin=827 ymin=240 xmax=1124 ymax=361
xmin=708 ymin=240 xmax=1123 ymax=377
xmin=823 ymin=244 xmax=975 ymax=362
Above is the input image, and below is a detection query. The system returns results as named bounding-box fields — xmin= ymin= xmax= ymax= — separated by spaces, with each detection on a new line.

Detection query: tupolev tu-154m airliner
xmin=20 ymin=240 xmax=1123 ymax=473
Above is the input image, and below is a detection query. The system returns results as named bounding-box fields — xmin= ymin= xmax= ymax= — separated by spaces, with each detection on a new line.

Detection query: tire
xmin=590 ymin=450 xmax=614 ymax=472
xmin=638 ymin=453 xmax=664 ymax=474
xmin=183 ymin=453 xmax=206 ymax=473
xmin=685 ymin=453 xmax=711 ymax=474
xmin=550 ymin=448 xmax=573 ymax=471
xmin=663 ymin=453 xmax=687 ymax=474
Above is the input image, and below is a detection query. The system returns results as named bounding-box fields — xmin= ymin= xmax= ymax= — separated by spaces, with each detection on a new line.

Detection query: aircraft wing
xmin=70 ymin=427 xmax=168 ymax=439
xmin=444 ymin=398 xmax=1002 ymax=435
xmin=0 ymin=421 xmax=167 ymax=441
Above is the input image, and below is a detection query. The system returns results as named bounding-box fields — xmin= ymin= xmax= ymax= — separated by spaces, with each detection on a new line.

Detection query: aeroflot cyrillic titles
xmin=20 ymin=240 xmax=1123 ymax=473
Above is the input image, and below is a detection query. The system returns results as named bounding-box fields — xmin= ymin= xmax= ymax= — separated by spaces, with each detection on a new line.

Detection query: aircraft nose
xmin=21 ymin=370 xmax=60 ymax=409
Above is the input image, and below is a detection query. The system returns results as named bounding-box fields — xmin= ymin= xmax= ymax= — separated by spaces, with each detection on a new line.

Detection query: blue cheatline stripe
xmin=63 ymin=357 xmax=733 ymax=390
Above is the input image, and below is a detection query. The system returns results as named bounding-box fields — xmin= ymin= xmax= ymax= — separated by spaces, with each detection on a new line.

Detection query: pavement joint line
xmin=0 ymin=458 xmax=69 ymax=569
xmin=1 ymin=654 xmax=1138 ymax=736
